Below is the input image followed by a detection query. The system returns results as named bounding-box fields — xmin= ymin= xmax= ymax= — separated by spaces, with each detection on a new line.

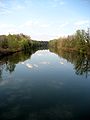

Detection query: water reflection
xmin=0 ymin=48 xmax=47 ymax=80
xmin=0 ymin=47 xmax=90 ymax=80
xmin=0 ymin=52 xmax=28 ymax=77
xmin=0 ymin=49 xmax=90 ymax=120
xmin=50 ymin=47 xmax=90 ymax=78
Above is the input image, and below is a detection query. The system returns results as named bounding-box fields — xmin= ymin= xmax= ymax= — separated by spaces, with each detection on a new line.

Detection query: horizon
xmin=0 ymin=0 xmax=90 ymax=41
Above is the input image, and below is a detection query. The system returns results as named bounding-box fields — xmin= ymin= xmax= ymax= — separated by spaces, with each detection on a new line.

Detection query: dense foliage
xmin=49 ymin=29 xmax=90 ymax=54
xmin=0 ymin=34 xmax=48 ymax=56
xmin=0 ymin=34 xmax=31 ymax=51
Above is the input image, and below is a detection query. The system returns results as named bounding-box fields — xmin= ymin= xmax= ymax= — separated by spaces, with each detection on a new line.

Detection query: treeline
xmin=0 ymin=34 xmax=31 ymax=51
xmin=0 ymin=33 xmax=48 ymax=56
xmin=49 ymin=29 xmax=90 ymax=54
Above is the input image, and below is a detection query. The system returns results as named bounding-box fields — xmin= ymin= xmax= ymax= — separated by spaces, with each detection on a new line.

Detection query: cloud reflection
xmin=26 ymin=63 xmax=33 ymax=69
xmin=21 ymin=62 xmax=25 ymax=65
xmin=60 ymin=61 xmax=64 ymax=65
xmin=40 ymin=61 xmax=50 ymax=65
xmin=25 ymin=63 xmax=39 ymax=69
xmin=33 ymin=64 xmax=38 ymax=68
xmin=36 ymin=53 xmax=43 ymax=56
xmin=21 ymin=60 xmax=51 ymax=70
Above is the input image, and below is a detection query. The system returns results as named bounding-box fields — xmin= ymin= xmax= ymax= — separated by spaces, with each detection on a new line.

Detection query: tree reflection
xmin=50 ymin=47 xmax=90 ymax=78
xmin=0 ymin=46 xmax=47 ymax=77
xmin=75 ymin=54 xmax=90 ymax=77
xmin=0 ymin=64 xmax=3 ymax=80
xmin=0 ymin=51 xmax=32 ymax=74
xmin=0 ymin=47 xmax=48 ymax=76
xmin=5 ymin=62 xmax=16 ymax=73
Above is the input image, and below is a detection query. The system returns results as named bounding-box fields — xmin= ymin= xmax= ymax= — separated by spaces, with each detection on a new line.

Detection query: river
xmin=0 ymin=49 xmax=90 ymax=120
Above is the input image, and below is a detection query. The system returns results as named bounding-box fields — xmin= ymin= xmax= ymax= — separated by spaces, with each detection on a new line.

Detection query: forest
xmin=49 ymin=28 xmax=90 ymax=55
xmin=0 ymin=33 xmax=48 ymax=56
xmin=0 ymin=29 xmax=90 ymax=57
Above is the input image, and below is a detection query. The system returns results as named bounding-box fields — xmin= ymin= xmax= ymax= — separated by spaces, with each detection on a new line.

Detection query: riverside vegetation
xmin=49 ymin=28 xmax=90 ymax=78
xmin=0 ymin=33 xmax=48 ymax=57
xmin=49 ymin=29 xmax=90 ymax=55
xmin=0 ymin=29 xmax=90 ymax=120
xmin=0 ymin=29 xmax=90 ymax=77
xmin=0 ymin=29 xmax=90 ymax=56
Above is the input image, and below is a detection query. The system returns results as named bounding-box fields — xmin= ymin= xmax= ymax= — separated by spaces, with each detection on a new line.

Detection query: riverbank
xmin=0 ymin=48 xmax=21 ymax=57
xmin=0 ymin=34 xmax=48 ymax=57
xmin=49 ymin=29 xmax=90 ymax=55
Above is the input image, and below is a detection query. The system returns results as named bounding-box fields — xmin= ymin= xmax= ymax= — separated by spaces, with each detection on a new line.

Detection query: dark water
xmin=0 ymin=49 xmax=90 ymax=120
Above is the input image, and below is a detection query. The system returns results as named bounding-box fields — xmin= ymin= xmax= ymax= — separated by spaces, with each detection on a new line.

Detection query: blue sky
xmin=0 ymin=0 xmax=90 ymax=40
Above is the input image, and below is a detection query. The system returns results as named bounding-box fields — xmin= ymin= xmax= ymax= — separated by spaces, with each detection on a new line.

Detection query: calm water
xmin=0 ymin=49 xmax=90 ymax=120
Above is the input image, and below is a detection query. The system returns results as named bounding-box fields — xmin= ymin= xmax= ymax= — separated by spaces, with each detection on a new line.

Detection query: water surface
xmin=0 ymin=49 xmax=90 ymax=120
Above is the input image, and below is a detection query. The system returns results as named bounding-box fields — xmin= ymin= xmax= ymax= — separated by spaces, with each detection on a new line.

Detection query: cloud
xmin=40 ymin=61 xmax=50 ymax=65
xmin=60 ymin=22 xmax=69 ymax=28
xmin=0 ymin=1 xmax=6 ymax=8
xmin=0 ymin=1 xmax=12 ymax=15
xmin=75 ymin=20 xmax=90 ymax=26
xmin=37 ymin=53 xmax=43 ymax=56
xmin=18 ymin=20 xmax=49 ymax=29
xmin=40 ymin=24 xmax=49 ymax=28
xmin=21 ymin=62 xmax=25 ymax=65
xmin=0 ymin=10 xmax=12 ymax=15
xmin=59 ymin=1 xmax=65 ymax=5
xmin=60 ymin=61 xmax=64 ymax=64
xmin=25 ymin=63 xmax=39 ymax=69
xmin=0 ymin=20 xmax=51 ymax=40
xmin=74 ymin=20 xmax=90 ymax=30
xmin=50 ymin=0 xmax=66 ymax=7
xmin=0 ymin=0 xmax=25 ymax=15
xmin=0 ymin=23 xmax=15 ymax=28
xmin=12 ymin=4 xmax=25 ymax=10
xmin=53 ymin=0 xmax=65 ymax=4
xmin=19 ymin=21 xmax=33 ymax=28
xmin=31 ymin=33 xmax=58 ymax=41
xmin=0 ymin=23 xmax=18 ymax=35
xmin=26 ymin=63 xmax=33 ymax=69
xmin=33 ymin=64 xmax=38 ymax=68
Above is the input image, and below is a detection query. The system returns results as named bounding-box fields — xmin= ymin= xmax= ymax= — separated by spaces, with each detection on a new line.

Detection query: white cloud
xmin=74 ymin=20 xmax=90 ymax=30
xmin=21 ymin=62 xmax=25 ymax=65
xmin=26 ymin=63 xmax=33 ymax=69
xmin=40 ymin=24 xmax=49 ymax=28
xmin=0 ymin=1 xmax=12 ymax=15
xmin=18 ymin=20 xmax=50 ymax=31
xmin=40 ymin=61 xmax=50 ymax=65
xmin=59 ymin=22 xmax=69 ymax=28
xmin=0 ymin=1 xmax=25 ymax=15
xmin=75 ymin=20 xmax=90 ymax=26
xmin=37 ymin=53 xmax=43 ymax=56
xmin=60 ymin=61 xmax=64 ymax=64
xmin=0 ymin=21 xmax=51 ymax=40
xmin=50 ymin=0 xmax=65 ymax=7
xmin=0 ymin=1 xmax=6 ymax=8
xmin=0 ymin=23 xmax=15 ymax=28
xmin=20 ymin=21 xmax=33 ymax=28
xmin=31 ymin=33 xmax=58 ymax=41
xmin=12 ymin=4 xmax=25 ymax=10
xmin=0 ymin=10 xmax=12 ymax=15
xmin=59 ymin=1 xmax=65 ymax=5
xmin=0 ymin=23 xmax=18 ymax=35
xmin=33 ymin=64 xmax=38 ymax=68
